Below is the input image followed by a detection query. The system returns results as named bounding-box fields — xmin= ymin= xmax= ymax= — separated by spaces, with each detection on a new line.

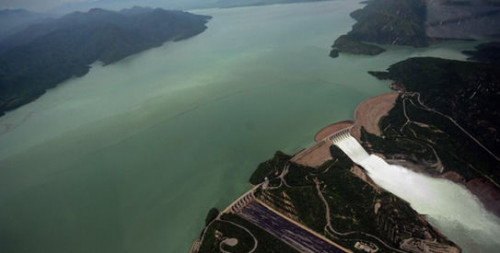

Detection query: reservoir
xmin=0 ymin=1 xmax=482 ymax=252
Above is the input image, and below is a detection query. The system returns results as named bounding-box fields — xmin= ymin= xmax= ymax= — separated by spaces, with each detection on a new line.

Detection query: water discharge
xmin=334 ymin=135 xmax=500 ymax=253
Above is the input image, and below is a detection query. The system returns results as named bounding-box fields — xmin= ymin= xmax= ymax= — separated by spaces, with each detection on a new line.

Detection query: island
xmin=0 ymin=7 xmax=210 ymax=116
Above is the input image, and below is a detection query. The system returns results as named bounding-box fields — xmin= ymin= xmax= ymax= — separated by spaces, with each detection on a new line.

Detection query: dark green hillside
xmin=369 ymin=57 xmax=500 ymax=157
xmin=348 ymin=0 xmax=428 ymax=47
xmin=330 ymin=0 xmax=427 ymax=56
xmin=0 ymin=8 xmax=210 ymax=116
xmin=0 ymin=9 xmax=51 ymax=41
xmin=463 ymin=41 xmax=500 ymax=63
xmin=330 ymin=0 xmax=500 ymax=57
xmin=196 ymin=150 xmax=459 ymax=252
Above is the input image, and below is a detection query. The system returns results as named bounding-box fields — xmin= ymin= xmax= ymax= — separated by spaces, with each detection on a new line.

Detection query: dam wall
xmin=329 ymin=129 xmax=369 ymax=163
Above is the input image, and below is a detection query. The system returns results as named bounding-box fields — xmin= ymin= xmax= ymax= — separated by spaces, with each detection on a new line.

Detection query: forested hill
xmin=370 ymin=56 xmax=500 ymax=159
xmin=330 ymin=0 xmax=500 ymax=57
xmin=0 ymin=9 xmax=51 ymax=41
xmin=0 ymin=7 xmax=210 ymax=116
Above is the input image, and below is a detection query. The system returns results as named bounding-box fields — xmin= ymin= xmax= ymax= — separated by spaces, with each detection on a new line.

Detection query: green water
xmin=0 ymin=1 xmax=477 ymax=252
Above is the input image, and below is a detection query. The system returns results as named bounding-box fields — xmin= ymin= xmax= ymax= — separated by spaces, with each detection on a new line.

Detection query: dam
xmin=330 ymin=129 xmax=500 ymax=253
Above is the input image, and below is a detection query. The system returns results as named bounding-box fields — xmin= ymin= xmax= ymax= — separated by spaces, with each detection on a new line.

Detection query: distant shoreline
xmin=0 ymin=8 xmax=210 ymax=117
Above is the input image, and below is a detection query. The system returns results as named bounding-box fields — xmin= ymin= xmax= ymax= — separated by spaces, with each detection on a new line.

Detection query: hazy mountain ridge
xmin=0 ymin=9 xmax=52 ymax=41
xmin=0 ymin=7 xmax=210 ymax=116
xmin=215 ymin=0 xmax=329 ymax=8
xmin=48 ymin=0 xmax=323 ymax=14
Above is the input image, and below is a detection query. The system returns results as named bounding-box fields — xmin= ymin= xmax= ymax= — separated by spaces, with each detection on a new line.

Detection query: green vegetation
xmin=197 ymin=141 xmax=459 ymax=252
xmin=198 ymin=215 xmax=257 ymax=253
xmin=331 ymin=0 xmax=500 ymax=57
xmin=361 ymin=93 xmax=500 ymax=184
xmin=0 ymin=8 xmax=210 ymax=116
xmin=329 ymin=49 xmax=339 ymax=58
xmin=330 ymin=35 xmax=385 ymax=57
xmin=348 ymin=0 xmax=428 ymax=46
xmin=369 ymin=57 xmax=500 ymax=170
xmin=205 ymin=208 xmax=220 ymax=226
xmin=331 ymin=0 xmax=428 ymax=56
xmin=249 ymin=151 xmax=291 ymax=185
xmin=198 ymin=213 xmax=298 ymax=253
xmin=256 ymin=148 xmax=456 ymax=251
xmin=463 ymin=41 xmax=500 ymax=63
xmin=266 ymin=185 xmax=327 ymax=232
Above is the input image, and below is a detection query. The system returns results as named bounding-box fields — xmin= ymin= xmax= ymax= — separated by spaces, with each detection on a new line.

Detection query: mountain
xmin=50 ymin=0 xmax=328 ymax=14
xmin=426 ymin=0 xmax=500 ymax=39
xmin=0 ymin=7 xmax=210 ymax=116
xmin=215 ymin=0 xmax=328 ymax=8
xmin=330 ymin=0 xmax=500 ymax=57
xmin=0 ymin=9 xmax=52 ymax=41
xmin=50 ymin=0 xmax=219 ymax=14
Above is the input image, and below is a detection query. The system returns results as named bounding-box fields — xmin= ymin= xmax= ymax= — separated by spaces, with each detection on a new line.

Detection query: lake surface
xmin=0 ymin=1 xmax=479 ymax=252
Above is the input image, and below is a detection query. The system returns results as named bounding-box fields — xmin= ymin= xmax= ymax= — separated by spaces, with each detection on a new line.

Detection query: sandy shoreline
xmin=350 ymin=92 xmax=399 ymax=139
xmin=291 ymin=139 xmax=333 ymax=168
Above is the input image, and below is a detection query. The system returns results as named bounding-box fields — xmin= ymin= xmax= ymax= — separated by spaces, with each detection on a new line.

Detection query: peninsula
xmin=0 ymin=7 xmax=210 ymax=116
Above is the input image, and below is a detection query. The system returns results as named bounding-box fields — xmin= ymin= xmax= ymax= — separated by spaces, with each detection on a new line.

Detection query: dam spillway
xmin=329 ymin=128 xmax=369 ymax=163
xmin=330 ymin=129 xmax=500 ymax=253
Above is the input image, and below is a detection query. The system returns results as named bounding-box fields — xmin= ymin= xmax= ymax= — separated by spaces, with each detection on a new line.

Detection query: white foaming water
xmin=334 ymin=136 xmax=500 ymax=252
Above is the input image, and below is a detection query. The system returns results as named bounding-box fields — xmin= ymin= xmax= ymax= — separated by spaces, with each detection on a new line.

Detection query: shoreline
xmin=350 ymin=92 xmax=399 ymax=140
